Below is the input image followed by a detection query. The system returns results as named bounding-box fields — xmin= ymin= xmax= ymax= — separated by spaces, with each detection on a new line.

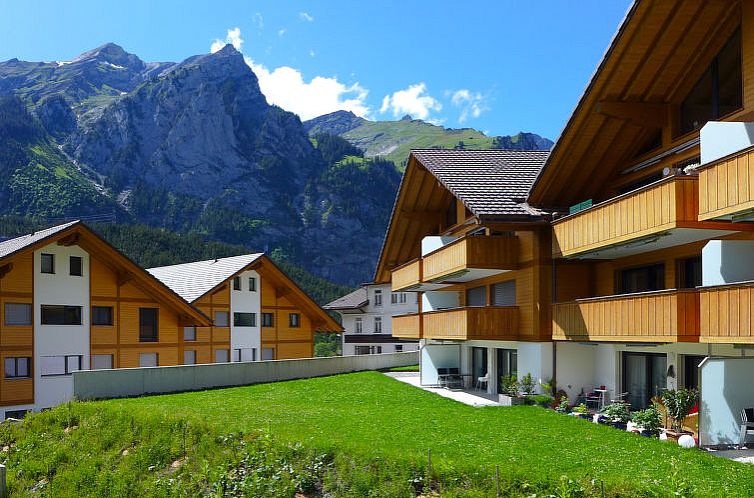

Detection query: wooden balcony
xmin=392 ymin=313 xmax=422 ymax=339
xmin=551 ymin=176 xmax=733 ymax=259
xmin=552 ymin=289 xmax=700 ymax=342
xmin=700 ymin=281 xmax=754 ymax=343
xmin=422 ymin=306 xmax=519 ymax=341
xmin=698 ymin=145 xmax=754 ymax=221
xmin=422 ymin=236 xmax=518 ymax=283
xmin=391 ymin=259 xmax=422 ymax=291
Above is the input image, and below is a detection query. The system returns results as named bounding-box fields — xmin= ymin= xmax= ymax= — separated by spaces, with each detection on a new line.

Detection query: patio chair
xmin=476 ymin=373 xmax=489 ymax=391
xmin=447 ymin=367 xmax=463 ymax=389
xmin=585 ymin=388 xmax=601 ymax=411
xmin=437 ymin=368 xmax=449 ymax=388
xmin=740 ymin=408 xmax=754 ymax=447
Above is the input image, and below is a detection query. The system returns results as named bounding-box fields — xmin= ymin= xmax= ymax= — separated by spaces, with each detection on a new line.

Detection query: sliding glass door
xmin=472 ymin=347 xmax=488 ymax=384
xmin=496 ymin=348 xmax=517 ymax=394
xmin=622 ymin=352 xmax=667 ymax=409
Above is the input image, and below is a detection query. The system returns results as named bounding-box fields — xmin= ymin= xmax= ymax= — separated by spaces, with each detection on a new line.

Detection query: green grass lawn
xmin=2 ymin=371 xmax=753 ymax=497
xmin=384 ymin=364 xmax=420 ymax=372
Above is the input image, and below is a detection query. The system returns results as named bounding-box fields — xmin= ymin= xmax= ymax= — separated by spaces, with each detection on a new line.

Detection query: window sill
xmin=4 ymin=377 xmax=31 ymax=381
xmin=41 ymin=373 xmax=74 ymax=378
xmin=139 ymin=339 xmax=159 ymax=343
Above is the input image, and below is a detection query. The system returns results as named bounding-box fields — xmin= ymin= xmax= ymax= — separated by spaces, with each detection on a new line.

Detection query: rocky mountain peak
xmin=71 ymin=42 xmax=144 ymax=70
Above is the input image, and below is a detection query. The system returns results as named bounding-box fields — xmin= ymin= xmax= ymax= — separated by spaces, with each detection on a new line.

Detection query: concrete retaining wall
xmin=73 ymin=352 xmax=419 ymax=400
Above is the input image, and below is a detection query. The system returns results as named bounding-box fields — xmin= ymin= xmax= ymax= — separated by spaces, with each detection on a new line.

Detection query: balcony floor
xmin=385 ymin=372 xmax=500 ymax=407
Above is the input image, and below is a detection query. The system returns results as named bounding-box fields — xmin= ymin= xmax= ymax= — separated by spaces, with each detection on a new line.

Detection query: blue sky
xmin=0 ymin=1 xmax=632 ymax=140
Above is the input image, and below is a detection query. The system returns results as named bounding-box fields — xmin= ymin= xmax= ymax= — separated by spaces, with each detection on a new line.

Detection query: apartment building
xmin=527 ymin=0 xmax=754 ymax=412
xmin=148 ymin=255 xmax=342 ymax=361
xmin=324 ymin=283 xmax=419 ymax=355
xmin=375 ymin=149 xmax=551 ymax=393
xmin=0 ymin=221 xmax=211 ymax=417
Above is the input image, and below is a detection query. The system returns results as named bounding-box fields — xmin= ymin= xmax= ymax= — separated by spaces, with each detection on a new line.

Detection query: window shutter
xmin=491 ymin=281 xmax=516 ymax=306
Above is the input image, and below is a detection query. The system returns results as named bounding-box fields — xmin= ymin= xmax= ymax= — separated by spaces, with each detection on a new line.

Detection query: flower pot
xmin=664 ymin=430 xmax=693 ymax=442
xmin=640 ymin=430 xmax=658 ymax=437
xmin=611 ymin=421 xmax=627 ymax=430
xmin=498 ymin=394 xmax=525 ymax=406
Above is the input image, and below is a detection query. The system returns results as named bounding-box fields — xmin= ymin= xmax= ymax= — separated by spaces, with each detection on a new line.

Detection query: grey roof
xmin=147 ymin=253 xmax=263 ymax=302
xmin=0 ymin=220 xmax=79 ymax=260
xmin=323 ymin=287 xmax=368 ymax=310
xmin=410 ymin=149 xmax=548 ymax=218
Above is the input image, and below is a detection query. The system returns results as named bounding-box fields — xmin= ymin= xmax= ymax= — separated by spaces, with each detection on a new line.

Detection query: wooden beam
xmin=117 ymin=271 xmax=134 ymax=287
xmin=57 ymin=233 xmax=81 ymax=247
xmin=596 ymin=101 xmax=667 ymax=128
xmin=399 ymin=210 xmax=444 ymax=222
xmin=0 ymin=263 xmax=13 ymax=279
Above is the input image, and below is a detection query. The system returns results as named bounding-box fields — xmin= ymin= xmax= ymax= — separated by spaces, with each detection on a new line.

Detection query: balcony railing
xmin=552 ymin=289 xmax=700 ymax=342
xmin=422 ymin=236 xmax=518 ymax=282
xmin=391 ymin=259 xmax=422 ymax=292
xmin=422 ymin=306 xmax=519 ymax=341
xmin=700 ymin=281 xmax=754 ymax=343
xmin=392 ymin=313 xmax=422 ymax=339
xmin=552 ymin=176 xmax=700 ymax=258
xmin=698 ymin=145 xmax=754 ymax=221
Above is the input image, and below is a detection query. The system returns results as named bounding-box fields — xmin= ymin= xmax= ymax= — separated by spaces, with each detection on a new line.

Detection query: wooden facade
xmin=0 ymin=252 xmax=34 ymax=406
xmin=422 ymin=235 xmax=518 ymax=282
xmin=391 ymin=259 xmax=422 ymax=292
xmin=698 ymin=145 xmax=754 ymax=221
xmin=700 ymin=282 xmax=754 ymax=343
xmin=552 ymin=289 xmax=700 ymax=342
xmin=422 ymin=306 xmax=519 ymax=341
xmin=392 ymin=313 xmax=422 ymax=339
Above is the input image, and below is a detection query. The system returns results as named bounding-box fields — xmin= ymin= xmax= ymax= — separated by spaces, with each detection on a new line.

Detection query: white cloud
xmin=211 ymin=27 xmax=243 ymax=53
xmin=379 ymin=83 xmax=442 ymax=121
xmin=309 ymin=49 xmax=316 ymax=57
xmin=252 ymin=13 xmax=264 ymax=29
xmin=450 ymin=89 xmax=489 ymax=124
xmin=299 ymin=12 xmax=314 ymax=22
xmin=209 ymin=28 xmax=370 ymax=121
xmin=277 ymin=28 xmax=287 ymax=37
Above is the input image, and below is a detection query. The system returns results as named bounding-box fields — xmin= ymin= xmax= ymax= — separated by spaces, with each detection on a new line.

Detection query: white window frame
xmin=374 ymin=316 xmax=382 ymax=334
xmin=354 ymin=317 xmax=363 ymax=334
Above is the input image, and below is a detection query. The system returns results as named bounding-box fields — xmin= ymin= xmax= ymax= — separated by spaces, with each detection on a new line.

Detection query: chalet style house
xmin=0 ymin=221 xmax=340 ymax=418
xmin=383 ymin=0 xmax=754 ymax=429
xmin=324 ymin=283 xmax=419 ymax=356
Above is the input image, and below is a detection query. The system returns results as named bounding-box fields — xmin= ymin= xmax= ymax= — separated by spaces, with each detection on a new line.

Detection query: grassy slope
xmin=342 ymin=120 xmax=494 ymax=169
xmin=3 ymin=372 xmax=751 ymax=496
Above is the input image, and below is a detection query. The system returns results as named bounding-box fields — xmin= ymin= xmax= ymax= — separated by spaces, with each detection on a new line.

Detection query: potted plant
xmin=529 ymin=394 xmax=555 ymax=408
xmin=556 ymin=395 xmax=569 ymax=414
xmin=498 ymin=375 xmax=525 ymax=406
xmin=601 ymin=402 xmax=631 ymax=430
xmin=519 ymin=373 xmax=537 ymax=395
xmin=661 ymin=388 xmax=698 ymax=440
xmin=631 ymin=404 xmax=662 ymax=437
xmin=572 ymin=403 xmax=590 ymax=420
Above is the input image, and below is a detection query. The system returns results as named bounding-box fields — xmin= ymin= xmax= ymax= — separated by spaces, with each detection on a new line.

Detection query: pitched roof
xmin=323 ymin=287 xmax=368 ymax=310
xmin=0 ymin=220 xmax=79 ymax=261
xmin=147 ymin=254 xmax=263 ymax=302
xmin=410 ymin=149 xmax=548 ymax=218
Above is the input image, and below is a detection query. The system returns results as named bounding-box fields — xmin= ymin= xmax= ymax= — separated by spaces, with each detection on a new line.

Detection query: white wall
xmin=517 ymin=342 xmax=553 ymax=389
xmin=34 ymin=243 xmax=90 ymax=409
xmin=555 ymin=343 xmax=598 ymax=399
xmin=700 ymin=121 xmax=754 ymax=166
xmin=421 ymin=236 xmax=457 ymax=256
xmin=421 ymin=343 xmax=461 ymax=385
xmin=422 ymin=291 xmax=460 ymax=312
xmin=702 ymin=240 xmax=754 ymax=285
xmin=699 ymin=357 xmax=754 ymax=447
xmin=230 ymin=269 xmax=261 ymax=361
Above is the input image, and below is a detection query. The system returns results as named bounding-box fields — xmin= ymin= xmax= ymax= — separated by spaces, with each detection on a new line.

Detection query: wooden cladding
xmin=700 ymin=282 xmax=754 ymax=343
xmin=552 ymin=176 xmax=700 ymax=258
xmin=422 ymin=236 xmax=518 ymax=282
xmin=392 ymin=313 xmax=422 ymax=339
xmin=391 ymin=259 xmax=422 ymax=291
xmin=698 ymin=146 xmax=754 ymax=221
xmin=392 ymin=307 xmax=519 ymax=341
xmin=552 ymin=289 xmax=700 ymax=342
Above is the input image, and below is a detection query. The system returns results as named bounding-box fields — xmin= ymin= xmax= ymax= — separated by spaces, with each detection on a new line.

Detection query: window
xmin=395 ymin=345 xmax=403 ymax=352
xmin=399 ymin=293 xmax=407 ymax=304
xmin=466 ymin=286 xmax=487 ymax=307
xmin=680 ymin=29 xmax=741 ymax=134
xmin=354 ymin=345 xmax=371 ymax=355
xmin=69 ymin=256 xmax=82 ymax=276
xmin=289 ymin=313 xmax=300 ymax=328
xmin=496 ymin=348 xmax=518 ymax=394
xmin=248 ymin=277 xmax=257 ymax=291
xmin=354 ymin=317 xmax=363 ymax=334
xmin=233 ymin=276 xmax=241 ymax=290
xmin=262 ymin=348 xmax=275 ymax=360
xmin=261 ymin=312 xmax=274 ymax=327
xmin=40 ymin=355 xmax=81 ymax=376
xmin=234 ymin=312 xmax=256 ymax=327
xmin=5 ymin=409 xmax=29 ymax=420
xmin=4 ymin=357 xmax=30 ymax=378
xmin=40 ymin=253 xmax=54 ymax=274
xmin=233 ymin=348 xmax=255 ymax=362
xmin=183 ymin=350 xmax=196 ymax=365
xmin=215 ymin=349 xmax=229 ymax=363
xmin=374 ymin=316 xmax=382 ymax=334
xmin=391 ymin=293 xmax=398 ymax=305
xmin=4 ymin=303 xmax=31 ymax=326
xmin=92 ymin=306 xmax=113 ymax=326
xmin=233 ymin=349 xmax=241 ymax=362
xmin=676 ymin=256 xmax=702 ymax=289
xmin=91 ymin=354 xmax=113 ymax=370
xmin=41 ymin=305 xmax=82 ymax=325
xmin=139 ymin=308 xmax=159 ymax=342
xmin=491 ymin=281 xmax=516 ymax=306
xmin=214 ymin=311 xmax=229 ymax=327
xmin=376 ymin=346 xmax=382 ymax=354
xmin=183 ymin=326 xmax=196 ymax=341
xmin=374 ymin=290 xmax=382 ymax=306
xmin=139 ymin=352 xmax=158 ymax=367
xmin=616 ymin=263 xmax=665 ymax=294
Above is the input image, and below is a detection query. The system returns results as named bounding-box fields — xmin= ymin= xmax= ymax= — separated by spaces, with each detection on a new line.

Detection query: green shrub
xmin=631 ymin=404 xmax=663 ymax=436
xmin=602 ymin=402 xmax=631 ymax=423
